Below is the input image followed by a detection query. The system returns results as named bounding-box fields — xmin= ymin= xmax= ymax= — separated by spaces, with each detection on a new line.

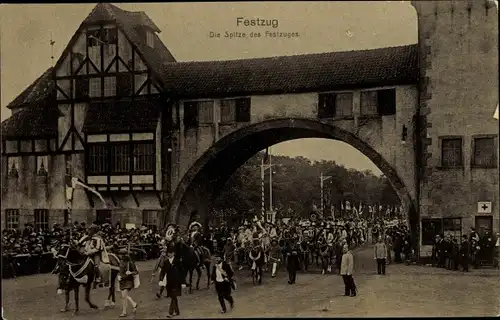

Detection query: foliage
xmin=213 ymin=151 xmax=401 ymax=221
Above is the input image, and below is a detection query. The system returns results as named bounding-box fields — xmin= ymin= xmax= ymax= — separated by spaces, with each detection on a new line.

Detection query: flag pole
xmin=261 ymin=155 xmax=265 ymax=219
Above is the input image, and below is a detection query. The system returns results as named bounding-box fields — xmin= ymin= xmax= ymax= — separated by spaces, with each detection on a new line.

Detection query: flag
xmin=67 ymin=176 xmax=107 ymax=206
xmin=494 ymin=104 xmax=499 ymax=120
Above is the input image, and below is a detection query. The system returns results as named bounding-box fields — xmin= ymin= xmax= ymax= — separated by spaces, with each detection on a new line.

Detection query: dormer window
xmin=146 ymin=31 xmax=155 ymax=48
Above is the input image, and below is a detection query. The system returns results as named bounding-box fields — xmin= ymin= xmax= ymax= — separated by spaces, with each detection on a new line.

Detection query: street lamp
xmin=320 ymin=172 xmax=332 ymax=218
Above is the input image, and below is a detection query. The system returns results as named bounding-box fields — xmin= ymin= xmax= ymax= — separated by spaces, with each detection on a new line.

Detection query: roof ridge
xmin=163 ymin=44 xmax=418 ymax=66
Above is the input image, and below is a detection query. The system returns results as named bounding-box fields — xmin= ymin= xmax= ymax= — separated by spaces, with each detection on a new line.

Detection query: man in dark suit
xmin=159 ymin=245 xmax=182 ymax=318
xmin=459 ymin=235 xmax=469 ymax=272
xmin=285 ymin=237 xmax=300 ymax=284
xmin=211 ymin=253 xmax=235 ymax=314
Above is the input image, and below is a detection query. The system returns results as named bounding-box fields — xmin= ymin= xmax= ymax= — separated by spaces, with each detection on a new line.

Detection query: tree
xmin=212 ymin=151 xmax=401 ymax=222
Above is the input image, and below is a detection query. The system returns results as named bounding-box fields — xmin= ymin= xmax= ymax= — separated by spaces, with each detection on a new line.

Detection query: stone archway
xmin=167 ymin=117 xmax=418 ymax=245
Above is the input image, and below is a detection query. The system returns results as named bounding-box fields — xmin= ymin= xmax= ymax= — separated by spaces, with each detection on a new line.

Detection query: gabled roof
xmin=6 ymin=68 xmax=54 ymax=110
xmin=1 ymin=103 xmax=61 ymax=139
xmin=82 ymin=97 xmax=161 ymax=134
xmin=81 ymin=3 xmax=176 ymax=72
xmin=6 ymin=4 xmax=175 ymax=111
xmin=161 ymin=44 xmax=418 ymax=98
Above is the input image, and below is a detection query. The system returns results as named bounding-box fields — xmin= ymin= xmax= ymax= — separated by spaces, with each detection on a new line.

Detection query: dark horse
xmin=167 ymin=239 xmax=211 ymax=294
xmin=54 ymin=244 xmax=120 ymax=315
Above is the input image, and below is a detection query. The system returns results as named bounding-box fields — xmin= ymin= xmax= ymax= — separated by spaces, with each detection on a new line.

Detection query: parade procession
xmin=46 ymin=212 xmax=402 ymax=317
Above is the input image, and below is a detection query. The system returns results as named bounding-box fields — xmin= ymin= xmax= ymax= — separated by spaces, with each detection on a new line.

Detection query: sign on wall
xmin=477 ymin=201 xmax=492 ymax=214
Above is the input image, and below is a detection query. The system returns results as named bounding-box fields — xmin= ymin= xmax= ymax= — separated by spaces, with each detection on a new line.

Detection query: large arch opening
xmin=167 ymin=117 xmax=418 ymax=248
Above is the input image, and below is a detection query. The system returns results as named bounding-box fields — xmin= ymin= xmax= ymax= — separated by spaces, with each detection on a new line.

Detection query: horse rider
xmin=77 ymin=223 xmax=109 ymax=284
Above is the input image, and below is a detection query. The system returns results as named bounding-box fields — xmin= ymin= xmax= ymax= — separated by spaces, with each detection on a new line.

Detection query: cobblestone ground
xmin=3 ymin=246 xmax=499 ymax=319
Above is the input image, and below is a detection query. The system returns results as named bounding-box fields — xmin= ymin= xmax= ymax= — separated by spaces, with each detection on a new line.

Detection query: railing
xmin=2 ymin=243 xmax=162 ymax=279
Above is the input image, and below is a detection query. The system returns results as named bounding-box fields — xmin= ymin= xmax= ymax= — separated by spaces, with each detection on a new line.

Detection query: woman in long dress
xmin=118 ymin=248 xmax=139 ymax=317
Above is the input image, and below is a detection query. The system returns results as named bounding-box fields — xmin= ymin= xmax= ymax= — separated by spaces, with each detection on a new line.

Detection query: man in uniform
xmin=77 ymin=223 xmax=109 ymax=284
xmin=285 ymin=235 xmax=300 ymax=284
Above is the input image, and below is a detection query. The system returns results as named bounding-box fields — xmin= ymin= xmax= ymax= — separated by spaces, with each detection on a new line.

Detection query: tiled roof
xmin=82 ymin=97 xmax=161 ymax=134
xmin=6 ymin=68 xmax=54 ymax=109
xmin=1 ymin=103 xmax=61 ymax=139
xmin=161 ymin=44 xmax=419 ymax=98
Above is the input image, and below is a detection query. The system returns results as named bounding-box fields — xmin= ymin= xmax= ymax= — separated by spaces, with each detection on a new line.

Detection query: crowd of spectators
xmin=2 ymin=221 xmax=164 ymax=279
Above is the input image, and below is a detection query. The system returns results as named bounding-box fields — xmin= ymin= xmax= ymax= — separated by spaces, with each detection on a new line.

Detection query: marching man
xmin=326 ymin=226 xmax=335 ymax=273
xmin=268 ymin=238 xmax=281 ymax=277
xmin=77 ymin=223 xmax=110 ymax=284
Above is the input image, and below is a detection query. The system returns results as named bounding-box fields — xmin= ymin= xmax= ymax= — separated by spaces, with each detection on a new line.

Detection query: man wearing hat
xmin=77 ymin=223 xmax=109 ymax=284
xmin=285 ymin=237 xmax=300 ymax=284
xmin=211 ymin=252 xmax=235 ymax=314
xmin=158 ymin=245 xmax=182 ymax=318
xmin=459 ymin=235 xmax=470 ymax=272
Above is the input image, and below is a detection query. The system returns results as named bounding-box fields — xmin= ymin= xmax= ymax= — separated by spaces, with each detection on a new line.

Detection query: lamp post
xmin=320 ymin=172 xmax=332 ymax=218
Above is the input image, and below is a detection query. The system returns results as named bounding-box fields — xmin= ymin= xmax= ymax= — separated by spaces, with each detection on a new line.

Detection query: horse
xmin=166 ymin=238 xmax=212 ymax=294
xmin=53 ymin=243 xmax=121 ymax=314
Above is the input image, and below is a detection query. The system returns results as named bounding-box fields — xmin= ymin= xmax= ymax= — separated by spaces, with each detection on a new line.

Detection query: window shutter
xmin=377 ymin=89 xmax=396 ymax=116
xmin=326 ymin=94 xmax=336 ymax=118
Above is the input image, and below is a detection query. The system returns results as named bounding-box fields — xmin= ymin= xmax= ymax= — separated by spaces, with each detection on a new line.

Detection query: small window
xmin=87 ymin=29 xmax=102 ymax=47
xmin=146 ymin=31 xmax=155 ymax=48
xmin=443 ymin=218 xmax=462 ymax=242
xmin=377 ymin=89 xmax=396 ymax=116
xmin=87 ymin=144 xmax=109 ymax=175
xmin=5 ymin=209 xmax=20 ymax=230
xmin=34 ymin=209 xmax=49 ymax=231
xmin=142 ymin=210 xmax=158 ymax=229
xmin=198 ymin=101 xmax=214 ymax=124
xmin=36 ymin=156 xmax=48 ymax=176
xmin=75 ymin=78 xmax=90 ymax=99
xmin=360 ymin=91 xmax=378 ymax=115
xmin=8 ymin=157 xmax=19 ymax=177
xmin=103 ymin=28 xmax=118 ymax=45
xmin=184 ymin=101 xmax=199 ymax=128
xmin=110 ymin=144 xmax=130 ymax=173
xmin=421 ymin=218 xmax=442 ymax=246
xmin=441 ymin=138 xmax=463 ymax=168
xmin=335 ymin=92 xmax=353 ymax=117
xmin=318 ymin=93 xmax=336 ymax=118
xmin=473 ymin=137 xmax=496 ymax=168
xmin=104 ymin=76 xmax=116 ymax=97
xmin=117 ymin=74 xmax=133 ymax=96
xmin=235 ymin=98 xmax=251 ymax=122
xmin=133 ymin=142 xmax=155 ymax=173
xmin=89 ymin=78 xmax=102 ymax=98
xmin=220 ymin=99 xmax=236 ymax=123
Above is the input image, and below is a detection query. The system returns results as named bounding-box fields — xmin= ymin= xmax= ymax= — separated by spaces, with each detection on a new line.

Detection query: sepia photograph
xmin=1 ymin=1 xmax=499 ymax=319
